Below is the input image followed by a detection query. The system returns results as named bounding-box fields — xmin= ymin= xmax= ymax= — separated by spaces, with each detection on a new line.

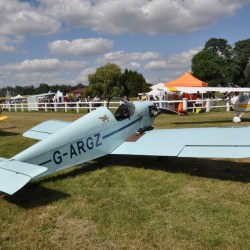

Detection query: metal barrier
xmin=0 ymin=98 xmax=229 ymax=113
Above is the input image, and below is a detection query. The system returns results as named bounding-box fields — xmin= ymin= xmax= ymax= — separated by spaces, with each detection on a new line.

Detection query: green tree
xmin=76 ymin=83 xmax=86 ymax=88
xmin=35 ymin=83 xmax=50 ymax=94
xmin=121 ymin=69 xmax=149 ymax=97
xmin=88 ymin=63 xmax=124 ymax=99
xmin=204 ymin=38 xmax=232 ymax=59
xmin=192 ymin=49 xmax=227 ymax=86
xmin=23 ymin=85 xmax=35 ymax=95
xmin=232 ymin=39 xmax=250 ymax=85
xmin=244 ymin=63 xmax=250 ymax=84
xmin=192 ymin=38 xmax=250 ymax=86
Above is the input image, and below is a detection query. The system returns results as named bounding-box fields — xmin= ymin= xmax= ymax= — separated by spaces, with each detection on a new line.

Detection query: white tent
xmin=27 ymin=92 xmax=55 ymax=111
xmin=150 ymin=83 xmax=168 ymax=91
xmin=147 ymin=89 xmax=164 ymax=98
xmin=55 ymin=90 xmax=63 ymax=102
xmin=147 ymin=83 xmax=170 ymax=99
xmin=11 ymin=94 xmax=25 ymax=100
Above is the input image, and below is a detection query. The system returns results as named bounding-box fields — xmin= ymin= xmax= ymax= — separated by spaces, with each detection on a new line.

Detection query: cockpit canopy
xmin=107 ymin=97 xmax=135 ymax=121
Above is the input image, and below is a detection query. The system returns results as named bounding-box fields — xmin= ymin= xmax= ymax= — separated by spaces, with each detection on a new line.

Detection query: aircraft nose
xmin=149 ymin=105 xmax=161 ymax=117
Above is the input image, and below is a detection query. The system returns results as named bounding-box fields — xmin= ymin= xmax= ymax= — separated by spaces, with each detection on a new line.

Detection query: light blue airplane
xmin=1 ymin=97 xmax=250 ymax=195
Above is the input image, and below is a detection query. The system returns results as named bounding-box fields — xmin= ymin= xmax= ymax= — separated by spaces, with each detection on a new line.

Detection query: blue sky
xmin=1 ymin=0 xmax=250 ymax=87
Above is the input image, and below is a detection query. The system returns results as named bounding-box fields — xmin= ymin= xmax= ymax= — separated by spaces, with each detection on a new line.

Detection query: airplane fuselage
xmin=12 ymin=101 xmax=156 ymax=178
xmin=231 ymin=93 xmax=250 ymax=112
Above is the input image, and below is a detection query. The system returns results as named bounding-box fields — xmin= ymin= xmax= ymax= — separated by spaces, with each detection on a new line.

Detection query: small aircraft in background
xmin=230 ymin=92 xmax=250 ymax=122
xmin=0 ymin=116 xmax=8 ymax=122
xmin=1 ymin=96 xmax=250 ymax=196
xmin=164 ymin=86 xmax=250 ymax=122
xmin=0 ymin=107 xmax=7 ymax=122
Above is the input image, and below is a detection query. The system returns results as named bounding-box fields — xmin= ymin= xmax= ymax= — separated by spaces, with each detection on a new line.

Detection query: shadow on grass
xmin=4 ymin=184 xmax=70 ymax=209
xmin=4 ymin=155 xmax=248 ymax=207
xmin=0 ymin=129 xmax=19 ymax=137
xmin=239 ymin=118 xmax=250 ymax=123
xmin=35 ymin=163 xmax=101 ymax=185
xmin=172 ymin=119 xmax=235 ymax=125
xmin=2 ymin=163 xmax=102 ymax=208
xmin=2 ymin=164 xmax=100 ymax=208
xmin=95 ymin=155 xmax=250 ymax=183
xmin=35 ymin=155 xmax=250 ymax=185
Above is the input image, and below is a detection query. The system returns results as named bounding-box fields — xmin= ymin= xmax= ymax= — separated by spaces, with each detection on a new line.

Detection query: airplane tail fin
xmin=0 ymin=160 xmax=47 ymax=195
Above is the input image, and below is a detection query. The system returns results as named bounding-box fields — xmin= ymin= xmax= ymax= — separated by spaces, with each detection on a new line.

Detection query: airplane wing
xmin=0 ymin=160 xmax=47 ymax=195
xmin=111 ymin=127 xmax=250 ymax=158
xmin=23 ymin=120 xmax=71 ymax=140
xmin=0 ymin=157 xmax=7 ymax=162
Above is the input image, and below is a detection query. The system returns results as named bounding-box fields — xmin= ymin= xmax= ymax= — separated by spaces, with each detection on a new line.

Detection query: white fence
xmin=0 ymin=98 xmax=230 ymax=113
xmin=156 ymin=98 xmax=230 ymax=113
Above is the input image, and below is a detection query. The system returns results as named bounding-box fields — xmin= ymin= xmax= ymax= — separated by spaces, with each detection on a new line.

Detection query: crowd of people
xmin=2 ymin=90 xmax=217 ymax=115
xmin=136 ymin=91 xmax=212 ymax=115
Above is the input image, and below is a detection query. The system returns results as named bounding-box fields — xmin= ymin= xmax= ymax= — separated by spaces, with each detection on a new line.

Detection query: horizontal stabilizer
xmin=0 ymin=160 xmax=47 ymax=195
xmin=23 ymin=120 xmax=71 ymax=140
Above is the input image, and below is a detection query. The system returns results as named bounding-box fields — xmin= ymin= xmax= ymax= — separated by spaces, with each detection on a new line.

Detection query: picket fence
xmin=0 ymin=98 xmax=230 ymax=113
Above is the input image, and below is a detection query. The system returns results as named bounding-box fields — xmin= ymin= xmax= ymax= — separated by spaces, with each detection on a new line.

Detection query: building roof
xmin=71 ymin=88 xmax=86 ymax=94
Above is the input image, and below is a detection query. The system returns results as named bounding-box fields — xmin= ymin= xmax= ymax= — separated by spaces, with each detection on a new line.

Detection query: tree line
xmin=87 ymin=64 xmax=149 ymax=99
xmin=192 ymin=38 xmax=250 ymax=86
xmin=0 ymin=83 xmax=77 ymax=98
xmin=0 ymin=67 xmax=149 ymax=99
xmin=1 ymin=37 xmax=249 ymax=98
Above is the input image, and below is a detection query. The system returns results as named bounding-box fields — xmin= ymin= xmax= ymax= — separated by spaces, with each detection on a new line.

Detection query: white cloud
xmin=41 ymin=0 xmax=248 ymax=35
xmin=96 ymin=51 xmax=160 ymax=69
xmin=143 ymin=47 xmax=202 ymax=84
xmin=1 ymin=0 xmax=248 ymax=40
xmin=0 ymin=0 xmax=60 ymax=53
xmin=3 ymin=58 xmax=86 ymax=71
xmin=0 ymin=35 xmax=25 ymax=54
xmin=1 ymin=0 xmax=248 ymax=56
xmin=145 ymin=47 xmax=201 ymax=70
xmin=76 ymin=67 xmax=97 ymax=84
xmin=144 ymin=61 xmax=168 ymax=71
xmin=127 ymin=62 xmax=141 ymax=70
xmin=0 ymin=0 xmax=60 ymax=36
xmin=48 ymin=38 xmax=113 ymax=57
xmin=42 ymin=0 xmax=93 ymax=27
xmin=0 ymin=36 xmax=17 ymax=53
xmin=0 ymin=59 xmax=87 ymax=85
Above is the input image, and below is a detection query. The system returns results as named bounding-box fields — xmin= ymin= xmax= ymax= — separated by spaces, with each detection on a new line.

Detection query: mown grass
xmin=0 ymin=110 xmax=250 ymax=249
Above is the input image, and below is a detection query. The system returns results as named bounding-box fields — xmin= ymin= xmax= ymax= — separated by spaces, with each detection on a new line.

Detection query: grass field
xmin=0 ymin=110 xmax=249 ymax=249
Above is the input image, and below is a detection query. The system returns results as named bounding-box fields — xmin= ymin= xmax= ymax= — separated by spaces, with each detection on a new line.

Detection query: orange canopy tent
xmin=165 ymin=72 xmax=208 ymax=87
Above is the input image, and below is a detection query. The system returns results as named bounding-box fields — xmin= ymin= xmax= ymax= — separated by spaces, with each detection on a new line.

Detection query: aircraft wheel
xmin=233 ymin=117 xmax=241 ymax=123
